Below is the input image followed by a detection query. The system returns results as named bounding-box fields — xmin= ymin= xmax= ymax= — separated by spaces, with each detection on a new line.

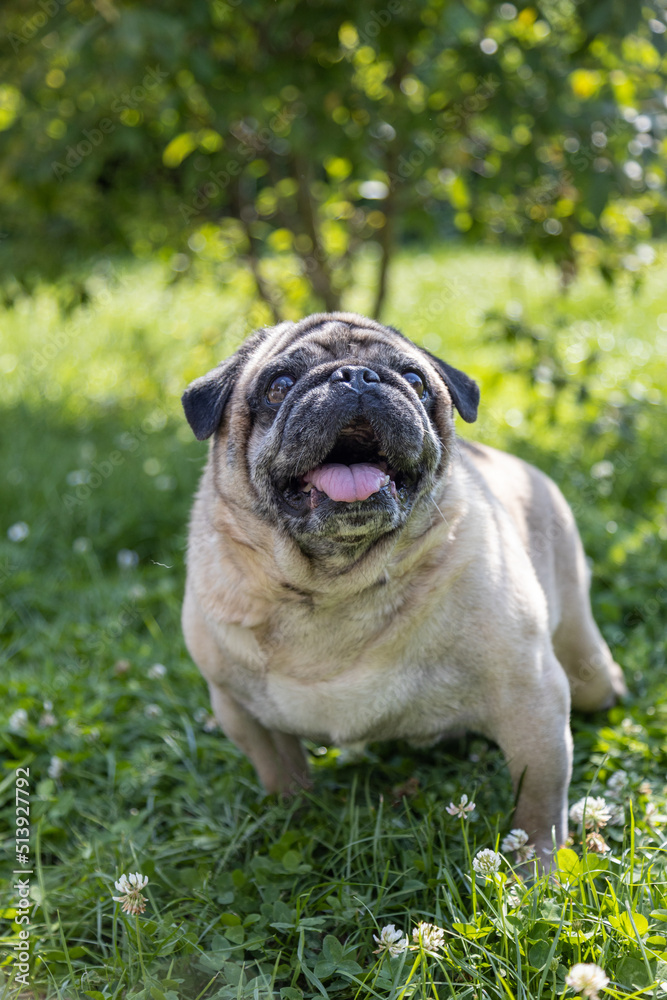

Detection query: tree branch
xmin=293 ymin=154 xmax=340 ymax=312
xmin=233 ymin=184 xmax=283 ymax=324
xmin=371 ymin=148 xmax=398 ymax=320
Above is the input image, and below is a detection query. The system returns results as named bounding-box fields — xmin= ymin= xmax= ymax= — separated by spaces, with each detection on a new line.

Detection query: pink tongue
xmin=304 ymin=463 xmax=387 ymax=502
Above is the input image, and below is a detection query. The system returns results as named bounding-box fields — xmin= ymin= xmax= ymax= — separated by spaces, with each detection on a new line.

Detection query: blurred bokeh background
xmin=1 ymin=0 xmax=667 ymax=309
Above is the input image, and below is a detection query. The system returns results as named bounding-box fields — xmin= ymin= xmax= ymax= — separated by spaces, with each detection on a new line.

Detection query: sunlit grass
xmin=0 ymin=248 xmax=666 ymax=999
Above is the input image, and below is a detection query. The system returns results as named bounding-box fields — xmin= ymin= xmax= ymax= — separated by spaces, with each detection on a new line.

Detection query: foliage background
xmin=1 ymin=0 xmax=667 ymax=313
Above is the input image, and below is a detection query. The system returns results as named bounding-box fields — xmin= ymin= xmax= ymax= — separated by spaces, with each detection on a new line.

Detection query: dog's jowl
xmin=181 ymin=312 xmax=626 ymax=869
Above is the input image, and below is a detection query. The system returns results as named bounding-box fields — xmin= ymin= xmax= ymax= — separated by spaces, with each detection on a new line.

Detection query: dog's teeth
xmin=378 ymin=450 xmax=387 ymax=457
xmin=382 ymin=475 xmax=390 ymax=486
xmin=302 ymin=483 xmax=313 ymax=493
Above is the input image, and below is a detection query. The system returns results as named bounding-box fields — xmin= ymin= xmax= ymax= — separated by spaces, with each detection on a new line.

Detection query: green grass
xmin=1 ymin=247 xmax=667 ymax=1000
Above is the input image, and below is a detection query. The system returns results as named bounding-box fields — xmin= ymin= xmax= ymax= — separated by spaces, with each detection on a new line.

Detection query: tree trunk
xmin=293 ymin=155 xmax=341 ymax=312
xmin=234 ymin=184 xmax=283 ymax=324
xmin=371 ymin=149 xmax=398 ymax=320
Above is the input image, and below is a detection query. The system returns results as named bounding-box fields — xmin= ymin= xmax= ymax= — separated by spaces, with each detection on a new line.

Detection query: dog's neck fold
xmin=196 ymin=456 xmax=468 ymax=624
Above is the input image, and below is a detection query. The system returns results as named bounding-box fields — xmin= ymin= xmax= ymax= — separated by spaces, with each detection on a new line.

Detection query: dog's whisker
xmin=430 ymin=498 xmax=450 ymax=527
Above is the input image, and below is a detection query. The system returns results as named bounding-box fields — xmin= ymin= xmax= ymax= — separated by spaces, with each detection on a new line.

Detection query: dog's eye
xmin=266 ymin=374 xmax=295 ymax=405
xmin=402 ymin=371 xmax=425 ymax=398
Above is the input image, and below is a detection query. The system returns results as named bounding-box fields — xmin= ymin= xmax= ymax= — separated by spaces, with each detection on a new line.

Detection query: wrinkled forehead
xmin=249 ymin=313 xmax=424 ymax=375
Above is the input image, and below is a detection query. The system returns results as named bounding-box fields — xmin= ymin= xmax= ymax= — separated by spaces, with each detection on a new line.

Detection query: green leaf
xmin=452 ymin=922 xmax=493 ymax=939
xmin=528 ymin=942 xmax=552 ymax=970
xmin=297 ymin=917 xmax=327 ymax=930
xmin=556 ymin=848 xmax=582 ymax=879
xmin=222 ymin=962 xmax=245 ymax=987
xmin=609 ymin=911 xmax=649 ymax=938
xmin=583 ymin=854 xmax=609 ymax=874
xmin=616 ymin=956 xmax=654 ymax=989
xmin=224 ymin=925 xmax=245 ymax=945
xmin=323 ymin=935 xmax=344 ymax=964
xmin=162 ymin=133 xmax=197 ymax=168
xmin=280 ymin=989 xmax=304 ymax=1000
xmin=397 ymin=879 xmax=426 ymax=893
xmin=540 ymin=900 xmax=563 ymax=923
xmin=313 ymin=959 xmax=336 ymax=980
xmin=198 ymin=953 xmax=226 ymax=972
xmin=281 ymin=849 xmax=303 ymax=872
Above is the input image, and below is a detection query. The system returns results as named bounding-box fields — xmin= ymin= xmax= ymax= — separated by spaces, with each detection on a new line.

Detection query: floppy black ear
xmin=423 ymin=350 xmax=480 ymax=423
xmin=181 ymin=355 xmax=241 ymax=440
xmin=182 ymin=327 xmax=276 ymax=440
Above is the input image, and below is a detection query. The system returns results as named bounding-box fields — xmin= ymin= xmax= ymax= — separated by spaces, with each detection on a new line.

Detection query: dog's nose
xmin=329 ymin=365 xmax=381 ymax=393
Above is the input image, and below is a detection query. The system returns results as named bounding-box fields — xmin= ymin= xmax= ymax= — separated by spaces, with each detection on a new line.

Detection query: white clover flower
xmin=472 ymin=849 xmax=502 ymax=875
xmin=9 ymin=709 xmax=28 ymax=732
xmin=501 ymin=829 xmax=535 ymax=862
xmin=411 ymin=921 xmax=445 ymax=954
xmin=144 ymin=703 xmax=161 ymax=718
xmin=646 ymin=802 xmax=667 ymax=826
xmin=194 ymin=707 xmax=219 ymax=731
xmin=148 ymin=663 xmax=167 ymax=679
xmin=607 ymin=802 xmax=625 ymax=825
xmin=606 ymin=770 xmax=628 ymax=796
xmin=501 ymin=829 xmax=528 ymax=852
xmin=585 ymin=831 xmax=610 ymax=854
xmin=446 ymin=794 xmax=475 ymax=818
xmin=373 ymin=924 xmax=409 ymax=956
xmin=505 ymin=887 xmax=522 ymax=907
xmin=8 ymin=521 xmax=29 ymax=542
xmin=565 ymin=962 xmax=609 ymax=999
xmin=48 ymin=756 xmax=65 ymax=780
xmin=569 ymin=796 xmax=612 ymax=830
xmin=112 ymin=872 xmax=149 ymax=916
xmin=39 ymin=711 xmax=57 ymax=728
xmin=117 ymin=549 xmax=139 ymax=569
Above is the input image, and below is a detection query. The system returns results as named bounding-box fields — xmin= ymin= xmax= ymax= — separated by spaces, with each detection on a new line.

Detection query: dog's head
xmin=182 ymin=313 xmax=479 ymax=559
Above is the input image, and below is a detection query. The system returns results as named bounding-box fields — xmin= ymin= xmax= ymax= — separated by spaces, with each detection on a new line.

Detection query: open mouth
xmin=282 ymin=419 xmax=419 ymax=511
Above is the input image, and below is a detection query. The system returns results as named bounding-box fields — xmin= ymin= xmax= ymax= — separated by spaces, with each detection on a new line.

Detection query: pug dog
xmin=181 ymin=311 xmax=626 ymax=868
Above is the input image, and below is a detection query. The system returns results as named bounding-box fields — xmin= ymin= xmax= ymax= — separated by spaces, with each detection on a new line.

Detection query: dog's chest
xmin=215 ymin=583 xmax=472 ymax=745
xmin=261 ymin=657 xmax=467 ymax=745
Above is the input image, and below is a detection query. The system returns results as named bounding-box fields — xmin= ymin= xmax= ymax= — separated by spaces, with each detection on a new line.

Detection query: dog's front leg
xmin=183 ymin=587 xmax=311 ymax=794
xmin=208 ymin=682 xmax=311 ymax=795
xmin=487 ymin=649 xmax=572 ymax=870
